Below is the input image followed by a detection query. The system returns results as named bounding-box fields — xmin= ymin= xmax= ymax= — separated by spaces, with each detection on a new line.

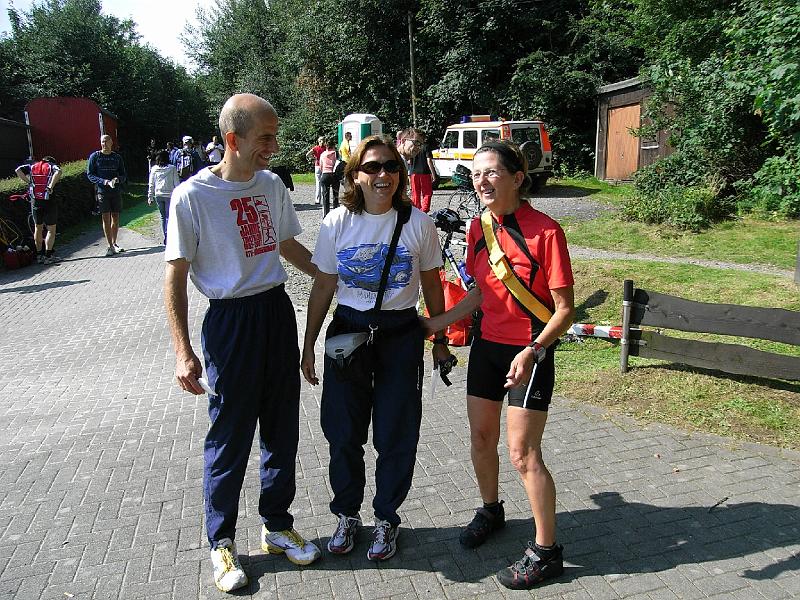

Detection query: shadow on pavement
xmin=0 ymin=279 xmax=92 ymax=294
xmin=232 ymin=490 xmax=799 ymax=592
xmin=292 ymin=202 xmax=324 ymax=213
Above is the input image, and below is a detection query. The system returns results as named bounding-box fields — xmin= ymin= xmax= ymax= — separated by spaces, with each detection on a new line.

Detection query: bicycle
xmin=445 ymin=164 xmax=482 ymax=222
xmin=8 ymin=191 xmax=37 ymax=237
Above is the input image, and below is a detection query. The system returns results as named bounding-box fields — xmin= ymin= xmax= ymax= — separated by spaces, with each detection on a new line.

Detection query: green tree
xmin=5 ymin=0 xmax=212 ymax=172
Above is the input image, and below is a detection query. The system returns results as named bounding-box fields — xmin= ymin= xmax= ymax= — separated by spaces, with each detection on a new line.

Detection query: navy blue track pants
xmin=321 ymin=305 xmax=424 ymax=526
xmin=201 ymin=285 xmax=300 ymax=547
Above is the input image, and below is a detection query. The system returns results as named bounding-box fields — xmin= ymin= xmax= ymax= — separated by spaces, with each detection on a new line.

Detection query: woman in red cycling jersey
xmin=425 ymin=140 xmax=574 ymax=590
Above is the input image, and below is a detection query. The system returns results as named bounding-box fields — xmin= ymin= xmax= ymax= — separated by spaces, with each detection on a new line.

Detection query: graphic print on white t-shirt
xmin=230 ymin=194 xmax=276 ymax=257
xmin=337 ymin=243 xmax=413 ymax=296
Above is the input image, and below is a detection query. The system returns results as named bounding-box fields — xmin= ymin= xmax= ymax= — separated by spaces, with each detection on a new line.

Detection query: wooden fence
xmin=619 ymin=279 xmax=800 ymax=380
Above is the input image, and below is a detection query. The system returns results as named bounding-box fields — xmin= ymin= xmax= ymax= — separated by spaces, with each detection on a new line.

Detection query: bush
xmin=735 ymin=144 xmax=800 ymax=219
xmin=0 ymin=160 xmax=95 ymax=242
xmin=626 ymin=150 xmax=738 ymax=231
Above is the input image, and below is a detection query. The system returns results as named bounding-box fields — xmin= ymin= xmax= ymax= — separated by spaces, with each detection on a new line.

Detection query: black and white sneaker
xmin=496 ymin=542 xmax=564 ymax=590
xmin=366 ymin=520 xmax=398 ymax=561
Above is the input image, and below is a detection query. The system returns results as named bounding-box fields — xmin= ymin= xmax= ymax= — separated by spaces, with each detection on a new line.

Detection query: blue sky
xmin=1 ymin=0 xmax=216 ymax=68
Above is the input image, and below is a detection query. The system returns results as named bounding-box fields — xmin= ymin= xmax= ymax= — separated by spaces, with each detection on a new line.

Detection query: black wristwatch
xmin=432 ymin=336 xmax=449 ymax=346
xmin=527 ymin=341 xmax=546 ymax=363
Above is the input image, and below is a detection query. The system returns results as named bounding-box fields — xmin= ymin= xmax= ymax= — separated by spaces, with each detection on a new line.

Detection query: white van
xmin=432 ymin=116 xmax=553 ymax=190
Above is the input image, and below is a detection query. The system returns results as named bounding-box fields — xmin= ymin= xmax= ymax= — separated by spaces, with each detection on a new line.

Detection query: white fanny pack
xmin=324 ymin=332 xmax=370 ymax=369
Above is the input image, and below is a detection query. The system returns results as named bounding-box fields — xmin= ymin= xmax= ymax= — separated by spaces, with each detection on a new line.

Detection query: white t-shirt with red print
xmin=165 ymin=168 xmax=301 ymax=299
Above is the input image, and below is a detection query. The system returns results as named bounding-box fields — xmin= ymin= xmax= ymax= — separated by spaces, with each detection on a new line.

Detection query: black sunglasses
xmin=357 ymin=160 xmax=402 ymax=174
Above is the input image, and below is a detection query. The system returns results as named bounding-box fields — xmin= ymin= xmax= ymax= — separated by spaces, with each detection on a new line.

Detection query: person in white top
xmin=302 ymin=134 xmax=452 ymax=562
xmin=164 ymin=93 xmax=321 ymax=593
xmin=147 ymin=150 xmax=180 ymax=244
xmin=205 ymin=135 xmax=224 ymax=164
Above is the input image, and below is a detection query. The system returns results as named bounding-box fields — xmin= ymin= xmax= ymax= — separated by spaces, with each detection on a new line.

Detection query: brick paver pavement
xmin=1 ymin=187 xmax=798 ymax=599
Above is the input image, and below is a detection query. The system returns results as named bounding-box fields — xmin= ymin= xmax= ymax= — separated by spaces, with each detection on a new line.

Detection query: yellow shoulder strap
xmin=480 ymin=211 xmax=553 ymax=323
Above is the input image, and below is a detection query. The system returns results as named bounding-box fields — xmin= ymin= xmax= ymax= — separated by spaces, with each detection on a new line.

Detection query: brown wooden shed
xmin=594 ymin=77 xmax=671 ymax=181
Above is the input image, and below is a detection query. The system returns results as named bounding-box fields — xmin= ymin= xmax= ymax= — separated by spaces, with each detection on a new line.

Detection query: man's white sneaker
xmin=113 ymin=243 xmax=125 ymax=253
xmin=261 ymin=526 xmax=321 ymax=565
xmin=105 ymin=246 xmax=116 ymax=257
xmin=210 ymin=538 xmax=248 ymax=592
xmin=367 ymin=519 xmax=399 ymax=561
xmin=327 ymin=514 xmax=360 ymax=554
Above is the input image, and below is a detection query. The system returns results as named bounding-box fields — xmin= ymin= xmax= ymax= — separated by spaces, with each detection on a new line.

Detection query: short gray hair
xmin=219 ymin=106 xmax=254 ymax=139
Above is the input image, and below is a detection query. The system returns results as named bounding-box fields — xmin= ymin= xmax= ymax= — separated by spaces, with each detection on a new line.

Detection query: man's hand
xmin=175 ymin=351 xmax=204 ymax=394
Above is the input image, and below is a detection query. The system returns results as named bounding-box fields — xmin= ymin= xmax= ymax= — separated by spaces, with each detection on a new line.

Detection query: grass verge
xmin=564 ymin=213 xmax=799 ymax=270
xmin=549 ymin=176 xmax=633 ymax=205
xmin=53 ymin=181 xmax=156 ymax=246
xmin=557 ymin=258 xmax=800 ymax=449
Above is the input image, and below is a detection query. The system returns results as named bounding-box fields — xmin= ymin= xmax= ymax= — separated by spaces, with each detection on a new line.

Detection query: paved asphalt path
xmin=0 ymin=183 xmax=798 ymax=599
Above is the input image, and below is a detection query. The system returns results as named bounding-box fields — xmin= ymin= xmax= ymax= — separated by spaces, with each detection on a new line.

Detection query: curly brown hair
xmin=340 ymin=134 xmax=411 ymax=214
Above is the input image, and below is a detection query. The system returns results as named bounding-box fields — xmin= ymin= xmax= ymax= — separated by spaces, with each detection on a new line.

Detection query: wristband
xmin=527 ymin=341 xmax=546 ymax=363
xmin=432 ymin=336 xmax=449 ymax=346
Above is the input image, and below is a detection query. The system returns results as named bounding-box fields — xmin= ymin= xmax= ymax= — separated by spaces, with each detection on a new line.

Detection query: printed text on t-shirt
xmin=230 ymin=195 xmax=277 ymax=257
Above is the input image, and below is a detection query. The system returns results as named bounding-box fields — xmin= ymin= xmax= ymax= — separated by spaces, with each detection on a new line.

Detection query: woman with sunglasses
xmin=425 ymin=140 xmax=574 ymax=590
xmin=302 ymin=134 xmax=451 ymax=561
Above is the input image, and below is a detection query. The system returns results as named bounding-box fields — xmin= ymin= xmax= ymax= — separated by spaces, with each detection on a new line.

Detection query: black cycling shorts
xmin=31 ymin=199 xmax=57 ymax=226
xmin=466 ymin=337 xmax=555 ymax=411
xmin=97 ymin=191 xmax=122 ymax=214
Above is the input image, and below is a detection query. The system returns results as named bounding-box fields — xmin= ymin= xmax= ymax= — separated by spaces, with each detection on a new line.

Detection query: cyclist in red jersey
xmin=424 ymin=140 xmax=574 ymax=590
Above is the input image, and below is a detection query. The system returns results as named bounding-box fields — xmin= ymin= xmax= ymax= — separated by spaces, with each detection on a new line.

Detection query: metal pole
xmin=620 ymin=279 xmax=633 ymax=373
xmin=408 ymin=12 xmax=417 ymax=127
xmin=795 ymin=239 xmax=799 ymax=285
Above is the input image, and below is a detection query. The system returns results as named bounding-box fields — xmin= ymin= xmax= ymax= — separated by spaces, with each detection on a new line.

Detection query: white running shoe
xmin=262 ymin=526 xmax=321 ymax=565
xmin=327 ymin=514 xmax=361 ymax=554
xmin=367 ymin=519 xmax=399 ymax=561
xmin=105 ymin=246 xmax=116 ymax=257
xmin=210 ymin=538 xmax=248 ymax=592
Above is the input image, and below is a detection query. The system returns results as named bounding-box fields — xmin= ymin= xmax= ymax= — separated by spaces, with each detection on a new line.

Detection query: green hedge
xmin=0 ymin=160 xmax=95 ymax=243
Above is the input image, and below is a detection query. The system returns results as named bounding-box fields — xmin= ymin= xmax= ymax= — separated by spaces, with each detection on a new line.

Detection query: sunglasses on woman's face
xmin=357 ymin=160 xmax=402 ymax=174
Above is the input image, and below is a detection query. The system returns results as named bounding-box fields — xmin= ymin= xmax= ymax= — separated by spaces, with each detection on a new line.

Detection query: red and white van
xmin=432 ymin=116 xmax=553 ymax=190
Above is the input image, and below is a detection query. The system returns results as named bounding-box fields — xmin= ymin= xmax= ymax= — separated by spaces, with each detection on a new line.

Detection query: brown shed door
xmin=605 ymin=103 xmax=640 ymax=180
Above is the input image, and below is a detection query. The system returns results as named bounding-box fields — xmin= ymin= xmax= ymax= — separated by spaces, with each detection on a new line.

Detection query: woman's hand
xmin=301 ymin=345 xmax=318 ymax=385
xmin=419 ymin=315 xmax=439 ymax=337
xmin=432 ymin=342 xmax=452 ymax=366
xmin=504 ymin=347 xmax=535 ymax=389
xmin=147 ymin=197 xmax=153 ymax=205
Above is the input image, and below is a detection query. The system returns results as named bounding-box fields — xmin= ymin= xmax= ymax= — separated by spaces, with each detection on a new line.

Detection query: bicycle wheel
xmin=0 ymin=217 xmax=23 ymax=248
xmin=451 ymin=190 xmax=482 ymax=222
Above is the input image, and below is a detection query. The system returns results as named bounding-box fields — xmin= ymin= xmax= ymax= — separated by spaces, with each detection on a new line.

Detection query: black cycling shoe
xmin=459 ymin=501 xmax=505 ymax=548
xmin=496 ymin=542 xmax=564 ymax=590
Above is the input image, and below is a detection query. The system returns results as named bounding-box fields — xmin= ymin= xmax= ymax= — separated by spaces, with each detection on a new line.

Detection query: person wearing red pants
xmin=407 ymin=132 xmax=438 ymax=213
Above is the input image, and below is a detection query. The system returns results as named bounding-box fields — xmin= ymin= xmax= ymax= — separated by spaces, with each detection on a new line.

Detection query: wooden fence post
xmin=620 ymin=279 xmax=633 ymax=373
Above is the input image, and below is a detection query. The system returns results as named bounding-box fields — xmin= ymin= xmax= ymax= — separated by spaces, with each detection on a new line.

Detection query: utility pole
xmin=408 ymin=12 xmax=417 ymax=127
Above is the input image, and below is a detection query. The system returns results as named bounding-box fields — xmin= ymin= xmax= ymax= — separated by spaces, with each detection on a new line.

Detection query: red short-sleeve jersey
xmin=466 ymin=202 xmax=573 ymax=346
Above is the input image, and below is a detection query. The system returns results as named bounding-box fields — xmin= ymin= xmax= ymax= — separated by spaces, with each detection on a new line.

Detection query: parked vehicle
xmin=432 ymin=115 xmax=553 ymax=190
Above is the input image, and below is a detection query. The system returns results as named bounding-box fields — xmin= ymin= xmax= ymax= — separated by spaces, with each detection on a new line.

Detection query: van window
xmin=511 ymin=127 xmax=541 ymax=146
xmin=441 ymin=130 xmax=459 ymax=149
xmin=481 ymin=129 xmax=501 ymax=144
xmin=463 ymin=130 xmax=478 ymax=149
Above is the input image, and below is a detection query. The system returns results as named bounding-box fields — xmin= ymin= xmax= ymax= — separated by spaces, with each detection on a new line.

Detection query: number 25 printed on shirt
xmin=230 ymin=195 xmax=277 ymax=257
